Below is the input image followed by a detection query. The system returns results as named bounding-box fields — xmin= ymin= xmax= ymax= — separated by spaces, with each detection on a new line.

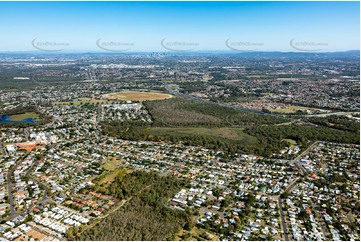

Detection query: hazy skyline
xmin=0 ymin=1 xmax=359 ymax=52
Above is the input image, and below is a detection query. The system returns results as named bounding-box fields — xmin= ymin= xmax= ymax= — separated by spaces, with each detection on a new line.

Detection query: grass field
xmin=176 ymin=227 xmax=219 ymax=241
xmin=102 ymin=91 xmax=173 ymax=101
xmin=97 ymin=168 xmax=131 ymax=185
xmin=150 ymin=127 xmax=258 ymax=145
xmin=282 ymin=138 xmax=298 ymax=149
xmin=102 ymin=157 xmax=124 ymax=171
xmin=8 ymin=112 xmax=40 ymax=121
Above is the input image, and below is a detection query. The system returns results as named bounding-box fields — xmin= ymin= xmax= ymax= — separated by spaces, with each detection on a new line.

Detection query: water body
xmin=0 ymin=115 xmax=36 ymax=123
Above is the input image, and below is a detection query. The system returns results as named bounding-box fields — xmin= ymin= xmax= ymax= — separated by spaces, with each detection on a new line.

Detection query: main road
xmin=292 ymin=141 xmax=321 ymax=176
xmin=7 ymin=156 xmax=27 ymax=219
xmin=0 ymin=140 xmax=6 ymax=157
xmin=277 ymin=177 xmax=300 ymax=241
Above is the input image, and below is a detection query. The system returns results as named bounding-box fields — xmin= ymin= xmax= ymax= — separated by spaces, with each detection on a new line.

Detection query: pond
xmin=0 ymin=114 xmax=37 ymax=123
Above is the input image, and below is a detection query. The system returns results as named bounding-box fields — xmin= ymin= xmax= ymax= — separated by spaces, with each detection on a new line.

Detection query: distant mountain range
xmin=0 ymin=50 xmax=359 ymax=58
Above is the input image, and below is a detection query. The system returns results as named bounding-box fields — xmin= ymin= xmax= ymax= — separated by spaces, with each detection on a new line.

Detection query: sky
xmin=0 ymin=1 xmax=359 ymax=52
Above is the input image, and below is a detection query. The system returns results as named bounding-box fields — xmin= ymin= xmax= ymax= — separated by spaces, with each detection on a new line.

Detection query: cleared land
xmin=150 ymin=127 xmax=258 ymax=145
xmin=8 ymin=112 xmax=39 ymax=121
xmin=96 ymin=168 xmax=131 ymax=186
xmin=282 ymin=138 xmax=298 ymax=149
xmin=176 ymin=227 xmax=219 ymax=241
xmin=102 ymin=92 xmax=172 ymax=101
xmin=102 ymin=157 xmax=124 ymax=171
xmin=267 ymin=105 xmax=330 ymax=114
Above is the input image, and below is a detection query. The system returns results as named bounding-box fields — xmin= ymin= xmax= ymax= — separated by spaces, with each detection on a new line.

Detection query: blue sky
xmin=0 ymin=1 xmax=359 ymax=52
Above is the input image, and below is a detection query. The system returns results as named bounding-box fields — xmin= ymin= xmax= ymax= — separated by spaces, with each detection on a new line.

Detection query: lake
xmin=0 ymin=115 xmax=36 ymax=123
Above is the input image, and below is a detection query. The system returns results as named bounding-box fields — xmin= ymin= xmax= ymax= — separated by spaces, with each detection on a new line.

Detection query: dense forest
xmin=68 ymin=170 xmax=192 ymax=241
xmin=101 ymin=120 xmax=266 ymax=155
xmin=244 ymin=124 xmax=359 ymax=151
xmin=144 ymin=97 xmax=289 ymax=126
xmin=102 ymin=98 xmax=359 ymax=156
xmin=305 ymin=115 xmax=360 ymax=133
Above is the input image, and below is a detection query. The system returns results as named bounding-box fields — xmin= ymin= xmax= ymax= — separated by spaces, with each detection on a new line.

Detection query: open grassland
xmin=102 ymin=157 xmax=124 ymax=171
xmin=282 ymin=138 xmax=298 ymax=148
xmin=150 ymin=127 xmax=258 ymax=145
xmin=96 ymin=168 xmax=131 ymax=186
xmin=8 ymin=112 xmax=39 ymax=121
xmin=102 ymin=91 xmax=173 ymax=101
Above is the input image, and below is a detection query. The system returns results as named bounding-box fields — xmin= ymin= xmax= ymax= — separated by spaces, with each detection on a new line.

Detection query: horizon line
xmin=0 ymin=49 xmax=359 ymax=54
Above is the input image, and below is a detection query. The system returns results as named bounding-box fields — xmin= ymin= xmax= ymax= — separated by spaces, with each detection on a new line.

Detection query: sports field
xmin=102 ymin=91 xmax=172 ymax=101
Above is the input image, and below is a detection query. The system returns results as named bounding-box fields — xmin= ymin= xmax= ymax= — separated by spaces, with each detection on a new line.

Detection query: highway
xmin=161 ymin=81 xmax=356 ymax=119
xmin=161 ymin=81 xmax=274 ymax=116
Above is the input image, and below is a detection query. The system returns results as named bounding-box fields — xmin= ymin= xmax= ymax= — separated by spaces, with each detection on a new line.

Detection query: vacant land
xmin=150 ymin=127 xmax=258 ymax=145
xmin=282 ymin=138 xmax=298 ymax=148
xmin=102 ymin=98 xmax=290 ymax=155
xmin=95 ymin=168 xmax=132 ymax=186
xmin=177 ymin=227 xmax=219 ymax=241
xmin=144 ymin=97 xmax=289 ymax=127
xmin=102 ymin=91 xmax=173 ymax=101
xmin=267 ymin=105 xmax=330 ymax=114
xmin=8 ymin=112 xmax=40 ymax=121
xmin=102 ymin=157 xmax=124 ymax=171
